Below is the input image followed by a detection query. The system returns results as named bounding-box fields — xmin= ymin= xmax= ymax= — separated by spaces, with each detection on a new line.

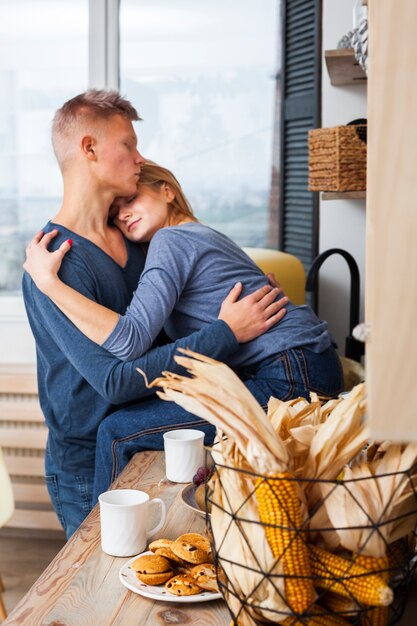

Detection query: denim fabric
xmin=45 ymin=448 xmax=94 ymax=539
xmin=242 ymin=345 xmax=344 ymax=410
xmin=93 ymin=345 xmax=343 ymax=503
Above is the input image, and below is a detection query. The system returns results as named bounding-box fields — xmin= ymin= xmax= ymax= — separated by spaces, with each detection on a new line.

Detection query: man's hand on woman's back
xmin=218 ymin=282 xmax=288 ymax=343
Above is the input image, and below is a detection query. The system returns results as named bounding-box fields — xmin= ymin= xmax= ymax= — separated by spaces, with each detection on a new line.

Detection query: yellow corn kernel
xmin=355 ymin=554 xmax=390 ymax=626
xmin=255 ymin=472 xmax=315 ymax=614
xmin=355 ymin=555 xmax=390 ymax=581
xmin=310 ymin=546 xmax=393 ymax=607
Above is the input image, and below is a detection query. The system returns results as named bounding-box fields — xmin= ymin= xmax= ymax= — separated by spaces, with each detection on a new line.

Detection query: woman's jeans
xmin=45 ymin=447 xmax=94 ymax=540
xmin=93 ymin=345 xmax=343 ymax=503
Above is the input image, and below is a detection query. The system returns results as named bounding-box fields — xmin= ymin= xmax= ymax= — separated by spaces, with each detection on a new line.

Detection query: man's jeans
xmin=45 ymin=447 xmax=94 ymax=539
xmin=93 ymin=345 xmax=343 ymax=503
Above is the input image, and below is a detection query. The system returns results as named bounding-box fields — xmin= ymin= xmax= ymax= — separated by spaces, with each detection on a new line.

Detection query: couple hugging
xmin=23 ymin=90 xmax=343 ymax=539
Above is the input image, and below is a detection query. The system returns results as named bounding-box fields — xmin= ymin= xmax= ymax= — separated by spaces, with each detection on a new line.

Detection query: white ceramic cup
xmin=98 ymin=489 xmax=166 ymax=557
xmin=163 ymin=428 xmax=205 ymax=483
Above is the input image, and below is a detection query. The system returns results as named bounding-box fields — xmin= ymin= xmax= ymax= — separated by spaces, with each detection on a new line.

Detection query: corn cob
xmin=355 ymin=555 xmax=390 ymax=626
xmin=255 ymin=472 xmax=316 ymax=614
xmin=310 ymin=546 xmax=393 ymax=607
xmin=320 ymin=591 xmax=362 ymax=616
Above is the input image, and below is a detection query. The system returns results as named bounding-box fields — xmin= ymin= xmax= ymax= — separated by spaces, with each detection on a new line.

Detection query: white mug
xmin=98 ymin=489 xmax=166 ymax=557
xmin=163 ymin=429 xmax=205 ymax=483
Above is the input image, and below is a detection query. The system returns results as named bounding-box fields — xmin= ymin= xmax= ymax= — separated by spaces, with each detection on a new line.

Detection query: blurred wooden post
xmin=366 ymin=0 xmax=417 ymax=440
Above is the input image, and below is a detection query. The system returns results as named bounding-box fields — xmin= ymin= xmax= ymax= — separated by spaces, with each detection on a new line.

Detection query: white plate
xmin=119 ymin=551 xmax=222 ymax=603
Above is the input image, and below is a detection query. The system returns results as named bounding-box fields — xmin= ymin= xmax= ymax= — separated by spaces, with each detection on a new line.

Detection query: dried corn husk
xmin=267 ymin=395 xmax=325 ymax=473
xmin=305 ymin=385 xmax=368 ymax=548
xmin=320 ymin=442 xmax=417 ymax=557
xmin=303 ymin=383 xmax=368 ymax=489
xmin=266 ymin=394 xmax=341 ymax=475
xmin=148 ymin=350 xmax=289 ymax=474
xmin=264 ymin=385 xmax=368 ymax=492
xmin=266 ymin=385 xmax=368 ymax=549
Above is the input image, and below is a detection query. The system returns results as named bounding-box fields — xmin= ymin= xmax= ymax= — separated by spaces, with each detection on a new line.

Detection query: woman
xmin=24 ymin=162 xmax=343 ymax=497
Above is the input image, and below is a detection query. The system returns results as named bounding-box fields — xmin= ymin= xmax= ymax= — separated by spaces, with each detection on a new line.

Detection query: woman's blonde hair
xmin=138 ymin=161 xmax=197 ymax=226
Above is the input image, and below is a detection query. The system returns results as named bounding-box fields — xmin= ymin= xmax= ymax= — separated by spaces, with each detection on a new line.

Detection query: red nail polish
xmin=67 ymin=239 xmax=73 ymax=246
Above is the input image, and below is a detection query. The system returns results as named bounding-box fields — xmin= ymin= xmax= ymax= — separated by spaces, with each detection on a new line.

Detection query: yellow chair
xmin=0 ymin=447 xmax=14 ymax=620
xmin=243 ymin=247 xmax=306 ymax=305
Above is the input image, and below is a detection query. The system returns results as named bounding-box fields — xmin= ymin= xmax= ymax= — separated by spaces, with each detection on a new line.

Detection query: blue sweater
xmin=22 ymin=222 xmax=239 ymax=476
xmin=103 ymin=222 xmax=332 ymax=366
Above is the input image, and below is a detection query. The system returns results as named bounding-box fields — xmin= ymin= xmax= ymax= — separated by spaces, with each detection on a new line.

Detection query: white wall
xmin=319 ymin=0 xmax=367 ymax=355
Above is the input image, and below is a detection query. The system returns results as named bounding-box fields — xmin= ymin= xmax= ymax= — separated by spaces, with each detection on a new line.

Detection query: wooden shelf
xmin=325 ymin=49 xmax=367 ymax=86
xmin=321 ymin=190 xmax=366 ymax=201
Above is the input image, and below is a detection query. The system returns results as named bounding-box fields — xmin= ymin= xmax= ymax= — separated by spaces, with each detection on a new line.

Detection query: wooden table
xmin=3 ymin=451 xmax=230 ymax=626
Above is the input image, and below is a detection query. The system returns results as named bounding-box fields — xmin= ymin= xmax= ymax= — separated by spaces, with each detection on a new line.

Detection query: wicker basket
xmin=206 ymin=458 xmax=417 ymax=626
xmin=308 ymin=125 xmax=367 ymax=192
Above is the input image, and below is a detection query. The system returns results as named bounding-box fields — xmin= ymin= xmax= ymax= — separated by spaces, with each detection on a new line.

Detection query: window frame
xmin=89 ymin=0 xmax=120 ymax=89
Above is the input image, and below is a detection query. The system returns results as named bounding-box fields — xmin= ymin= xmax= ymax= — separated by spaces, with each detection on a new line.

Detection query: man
xmin=22 ymin=90 xmax=285 ymax=538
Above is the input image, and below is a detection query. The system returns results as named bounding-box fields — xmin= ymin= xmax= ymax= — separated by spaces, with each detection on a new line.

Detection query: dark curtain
xmin=278 ymin=0 xmax=322 ymax=275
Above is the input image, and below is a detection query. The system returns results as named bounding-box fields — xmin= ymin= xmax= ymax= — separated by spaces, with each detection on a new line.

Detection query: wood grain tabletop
xmin=3 ymin=451 xmax=230 ymax=626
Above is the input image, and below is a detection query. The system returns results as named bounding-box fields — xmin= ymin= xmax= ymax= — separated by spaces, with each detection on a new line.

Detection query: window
xmin=120 ymin=0 xmax=280 ymax=249
xmin=0 ymin=0 xmax=281 ymax=293
xmin=0 ymin=0 xmax=88 ymax=292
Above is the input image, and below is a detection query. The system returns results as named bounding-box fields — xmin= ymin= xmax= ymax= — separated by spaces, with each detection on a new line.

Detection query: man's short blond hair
xmin=52 ymin=89 xmax=141 ymax=172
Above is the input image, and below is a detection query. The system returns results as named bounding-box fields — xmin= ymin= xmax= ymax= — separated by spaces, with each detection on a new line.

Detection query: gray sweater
xmin=103 ymin=222 xmax=332 ymax=367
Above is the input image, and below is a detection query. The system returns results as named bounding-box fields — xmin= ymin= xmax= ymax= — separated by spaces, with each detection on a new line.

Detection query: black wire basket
xmin=205 ymin=454 xmax=417 ymax=626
